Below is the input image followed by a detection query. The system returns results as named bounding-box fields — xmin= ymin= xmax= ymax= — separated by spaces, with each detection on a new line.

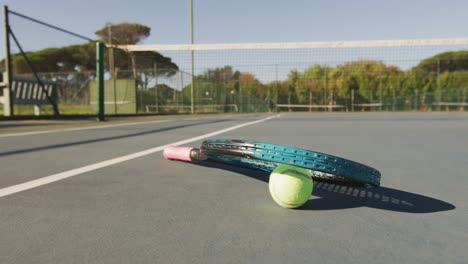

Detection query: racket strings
xmin=309 ymin=171 xmax=363 ymax=186
xmin=202 ymin=141 xmax=255 ymax=159
xmin=207 ymin=153 xmax=366 ymax=186
xmin=201 ymin=139 xmax=381 ymax=187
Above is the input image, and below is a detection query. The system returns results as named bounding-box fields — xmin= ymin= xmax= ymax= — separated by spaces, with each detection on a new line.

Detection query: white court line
xmin=0 ymin=119 xmax=171 ymax=138
xmin=0 ymin=114 xmax=240 ymax=138
xmin=0 ymin=115 xmax=278 ymax=198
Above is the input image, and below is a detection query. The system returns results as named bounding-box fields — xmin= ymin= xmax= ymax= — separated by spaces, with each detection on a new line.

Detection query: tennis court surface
xmin=0 ymin=113 xmax=466 ymax=263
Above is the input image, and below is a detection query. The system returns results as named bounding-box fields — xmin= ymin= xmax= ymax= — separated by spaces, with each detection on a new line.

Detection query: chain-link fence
xmin=3 ymin=66 xmax=468 ymax=116
xmin=2 ymin=7 xmax=468 ymax=117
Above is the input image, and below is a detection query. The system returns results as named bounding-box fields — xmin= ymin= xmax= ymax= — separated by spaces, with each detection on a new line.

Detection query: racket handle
xmin=163 ymin=145 xmax=205 ymax=161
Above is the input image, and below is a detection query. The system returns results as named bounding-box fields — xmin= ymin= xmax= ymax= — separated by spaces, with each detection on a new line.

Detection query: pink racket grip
xmin=163 ymin=145 xmax=195 ymax=161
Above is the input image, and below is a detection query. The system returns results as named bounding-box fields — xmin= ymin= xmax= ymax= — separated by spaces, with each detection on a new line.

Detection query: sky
xmin=2 ymin=0 xmax=468 ymax=79
xmin=2 ymin=0 xmax=468 ymax=49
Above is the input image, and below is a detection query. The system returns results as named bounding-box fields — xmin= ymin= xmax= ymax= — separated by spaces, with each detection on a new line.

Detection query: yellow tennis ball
xmin=268 ymin=164 xmax=313 ymax=208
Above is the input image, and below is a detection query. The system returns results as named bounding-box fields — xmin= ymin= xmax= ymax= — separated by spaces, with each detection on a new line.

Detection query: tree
xmin=97 ymin=23 xmax=149 ymax=84
xmin=12 ymin=43 xmax=96 ymax=74
xmin=416 ymin=51 xmax=468 ymax=73
xmin=95 ymin=23 xmax=150 ymax=45
xmin=9 ymin=43 xmax=96 ymax=104
xmin=95 ymin=22 xmax=178 ymax=92
xmin=303 ymin=65 xmax=330 ymax=104
xmin=287 ymin=70 xmax=301 ymax=106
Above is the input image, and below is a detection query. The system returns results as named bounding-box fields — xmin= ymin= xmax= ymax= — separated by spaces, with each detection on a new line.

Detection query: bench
xmin=276 ymin=104 xmax=346 ymax=112
xmin=432 ymin=102 xmax=468 ymax=111
xmin=145 ymin=104 xmax=239 ymax=113
xmin=352 ymin=103 xmax=384 ymax=111
xmin=0 ymin=76 xmax=58 ymax=116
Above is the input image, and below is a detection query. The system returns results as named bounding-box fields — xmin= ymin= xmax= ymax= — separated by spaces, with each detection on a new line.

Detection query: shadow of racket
xmin=196 ymin=161 xmax=455 ymax=213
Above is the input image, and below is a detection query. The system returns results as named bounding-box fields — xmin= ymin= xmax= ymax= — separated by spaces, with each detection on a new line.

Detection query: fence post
xmin=3 ymin=6 xmax=13 ymax=116
xmin=379 ymin=65 xmax=382 ymax=111
xmin=436 ymin=59 xmax=441 ymax=111
xmin=96 ymin=42 xmax=105 ymax=121
xmin=463 ymin=87 xmax=467 ymax=111
xmin=414 ymin=89 xmax=419 ymax=111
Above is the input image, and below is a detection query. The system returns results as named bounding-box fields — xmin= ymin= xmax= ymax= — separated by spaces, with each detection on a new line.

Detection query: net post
xmin=96 ymin=42 xmax=105 ymax=121
xmin=189 ymin=0 xmax=195 ymax=114
xmin=3 ymin=5 xmax=13 ymax=117
xmin=154 ymin=63 xmax=159 ymax=113
xmin=436 ymin=58 xmax=441 ymax=111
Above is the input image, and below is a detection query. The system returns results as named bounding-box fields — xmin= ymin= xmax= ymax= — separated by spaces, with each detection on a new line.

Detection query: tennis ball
xmin=268 ymin=164 xmax=313 ymax=209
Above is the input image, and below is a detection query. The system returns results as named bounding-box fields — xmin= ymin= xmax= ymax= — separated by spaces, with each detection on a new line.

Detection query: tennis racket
xmin=164 ymin=139 xmax=381 ymax=188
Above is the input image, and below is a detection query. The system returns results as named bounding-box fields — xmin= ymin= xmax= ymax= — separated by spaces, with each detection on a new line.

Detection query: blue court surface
xmin=0 ymin=113 xmax=466 ymax=263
